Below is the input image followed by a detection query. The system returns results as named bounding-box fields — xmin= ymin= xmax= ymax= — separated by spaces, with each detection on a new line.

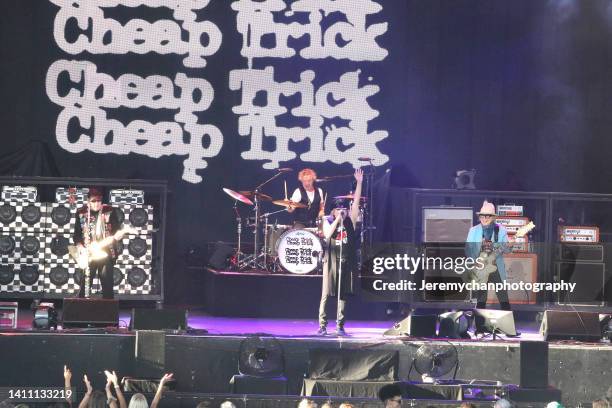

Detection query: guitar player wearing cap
xmin=465 ymin=200 xmax=515 ymax=331
xmin=73 ymin=188 xmax=124 ymax=299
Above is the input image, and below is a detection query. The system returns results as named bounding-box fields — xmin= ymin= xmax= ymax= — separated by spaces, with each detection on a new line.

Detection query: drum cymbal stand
xmin=246 ymin=169 xmax=288 ymax=270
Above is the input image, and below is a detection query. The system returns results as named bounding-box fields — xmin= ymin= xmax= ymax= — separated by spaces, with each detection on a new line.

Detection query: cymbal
xmin=223 ymin=188 xmax=253 ymax=205
xmin=333 ymin=194 xmax=368 ymax=201
xmin=238 ymin=191 xmax=273 ymax=201
xmin=272 ymin=199 xmax=307 ymax=209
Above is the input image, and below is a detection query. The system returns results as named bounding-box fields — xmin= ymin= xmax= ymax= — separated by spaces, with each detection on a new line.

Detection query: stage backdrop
xmin=2 ymin=0 xmax=612 ymax=303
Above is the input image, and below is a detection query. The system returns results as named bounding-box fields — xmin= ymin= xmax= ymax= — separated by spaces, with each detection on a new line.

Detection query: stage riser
xmin=0 ymin=334 xmax=610 ymax=407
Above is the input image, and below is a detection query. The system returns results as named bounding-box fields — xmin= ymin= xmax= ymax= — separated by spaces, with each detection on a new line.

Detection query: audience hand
xmin=104 ymin=370 xmax=119 ymax=387
xmin=83 ymin=375 xmax=93 ymax=394
xmin=64 ymin=365 xmax=72 ymax=383
xmin=159 ymin=373 xmax=173 ymax=387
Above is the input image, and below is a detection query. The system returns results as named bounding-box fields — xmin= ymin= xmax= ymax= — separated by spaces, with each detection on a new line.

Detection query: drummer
xmin=287 ymin=168 xmax=325 ymax=228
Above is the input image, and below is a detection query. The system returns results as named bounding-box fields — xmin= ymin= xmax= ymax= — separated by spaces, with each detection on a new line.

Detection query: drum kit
xmin=222 ymin=164 xmax=376 ymax=275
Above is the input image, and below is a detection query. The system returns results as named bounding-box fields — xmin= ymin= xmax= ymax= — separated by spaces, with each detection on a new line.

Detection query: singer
xmin=287 ymin=168 xmax=325 ymax=227
xmin=317 ymin=168 xmax=363 ymax=336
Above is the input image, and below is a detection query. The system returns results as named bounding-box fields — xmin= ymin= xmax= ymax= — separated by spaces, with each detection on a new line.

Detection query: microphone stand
xmin=365 ymin=159 xmax=375 ymax=247
xmin=337 ymin=215 xmax=344 ymax=332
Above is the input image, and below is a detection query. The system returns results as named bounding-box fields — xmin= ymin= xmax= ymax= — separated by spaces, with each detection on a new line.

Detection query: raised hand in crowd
xmin=151 ymin=373 xmax=173 ymax=408
xmin=104 ymin=370 xmax=127 ymax=408
xmin=63 ymin=365 xmax=73 ymax=406
xmin=78 ymin=375 xmax=93 ymax=408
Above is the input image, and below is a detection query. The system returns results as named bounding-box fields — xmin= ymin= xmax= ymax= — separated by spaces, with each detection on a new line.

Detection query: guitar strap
xmin=494 ymin=224 xmax=499 ymax=243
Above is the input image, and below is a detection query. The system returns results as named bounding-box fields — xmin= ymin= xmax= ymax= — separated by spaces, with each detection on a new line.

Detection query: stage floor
xmin=10 ymin=307 xmax=550 ymax=341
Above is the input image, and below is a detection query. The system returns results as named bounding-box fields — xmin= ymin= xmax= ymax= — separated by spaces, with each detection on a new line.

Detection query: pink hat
xmin=476 ymin=200 xmax=496 ymax=216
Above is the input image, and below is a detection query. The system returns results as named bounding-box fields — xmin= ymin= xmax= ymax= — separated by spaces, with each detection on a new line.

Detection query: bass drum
xmin=276 ymin=228 xmax=323 ymax=274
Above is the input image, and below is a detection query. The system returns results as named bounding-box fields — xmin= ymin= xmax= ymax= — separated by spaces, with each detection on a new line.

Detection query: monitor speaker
xmin=539 ymin=310 xmax=601 ymax=342
xmin=384 ymin=314 xmax=437 ymax=337
xmin=62 ymin=298 xmax=119 ymax=328
xmin=129 ymin=308 xmax=187 ymax=331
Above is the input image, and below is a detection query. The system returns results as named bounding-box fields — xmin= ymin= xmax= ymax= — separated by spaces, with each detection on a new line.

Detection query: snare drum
xmin=276 ymin=228 xmax=324 ymax=274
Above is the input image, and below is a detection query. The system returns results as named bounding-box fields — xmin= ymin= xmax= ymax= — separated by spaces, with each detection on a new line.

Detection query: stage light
xmin=32 ymin=302 xmax=58 ymax=330
xmin=453 ymin=169 xmax=476 ymax=189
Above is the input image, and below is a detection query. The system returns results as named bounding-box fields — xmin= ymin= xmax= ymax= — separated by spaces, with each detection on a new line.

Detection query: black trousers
xmin=474 ymin=270 xmax=511 ymax=331
xmin=78 ymin=257 xmax=115 ymax=299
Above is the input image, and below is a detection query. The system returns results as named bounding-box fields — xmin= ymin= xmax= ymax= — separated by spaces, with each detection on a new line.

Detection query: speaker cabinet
xmin=556 ymin=243 xmax=604 ymax=262
xmin=384 ymin=314 xmax=437 ymax=337
xmin=422 ymin=207 xmax=473 ymax=243
xmin=115 ymin=204 xmax=154 ymax=234
xmin=540 ymin=310 xmax=601 ymax=342
xmin=555 ymin=262 xmax=605 ymax=306
xmin=129 ymin=308 xmax=187 ymax=331
xmin=421 ymin=244 xmax=470 ymax=301
xmin=135 ymin=330 xmax=165 ymax=378
xmin=520 ymin=341 xmax=548 ymax=388
xmin=0 ymin=201 xmax=47 ymax=231
xmin=62 ymin=298 xmax=119 ymax=328
xmin=488 ymin=253 xmax=538 ymax=304
xmin=0 ymin=264 xmax=44 ymax=293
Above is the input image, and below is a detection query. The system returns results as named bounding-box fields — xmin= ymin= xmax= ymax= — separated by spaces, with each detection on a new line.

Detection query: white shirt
xmin=290 ymin=187 xmax=324 ymax=205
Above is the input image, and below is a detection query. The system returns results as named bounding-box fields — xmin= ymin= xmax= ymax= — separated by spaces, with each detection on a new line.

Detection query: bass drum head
xmin=276 ymin=228 xmax=323 ymax=274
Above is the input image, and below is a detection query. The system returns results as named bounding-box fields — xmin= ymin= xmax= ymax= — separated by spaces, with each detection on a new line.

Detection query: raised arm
xmin=105 ymin=379 xmax=118 ymax=408
xmin=105 ymin=370 xmax=127 ymax=408
xmin=349 ymin=168 xmax=363 ymax=228
xmin=64 ymin=365 xmax=73 ymax=407
xmin=151 ymin=373 xmax=173 ymax=408
xmin=78 ymin=375 xmax=93 ymax=408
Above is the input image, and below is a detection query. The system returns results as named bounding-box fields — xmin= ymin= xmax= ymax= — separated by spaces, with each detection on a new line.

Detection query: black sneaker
xmin=317 ymin=326 xmax=327 ymax=336
xmin=336 ymin=326 xmax=347 ymax=336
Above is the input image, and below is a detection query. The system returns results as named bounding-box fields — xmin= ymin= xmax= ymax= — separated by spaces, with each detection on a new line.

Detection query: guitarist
xmin=465 ymin=201 xmax=514 ymax=331
xmin=73 ymin=188 xmax=122 ymax=299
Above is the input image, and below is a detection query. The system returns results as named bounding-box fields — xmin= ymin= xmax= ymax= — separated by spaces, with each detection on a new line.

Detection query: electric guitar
xmin=68 ymin=227 xmax=136 ymax=270
xmin=469 ymin=222 xmax=535 ymax=284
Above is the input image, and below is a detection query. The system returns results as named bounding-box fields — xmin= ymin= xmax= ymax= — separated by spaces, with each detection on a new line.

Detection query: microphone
xmin=277 ymin=167 xmax=293 ymax=172
xmin=358 ymin=157 xmax=372 ymax=161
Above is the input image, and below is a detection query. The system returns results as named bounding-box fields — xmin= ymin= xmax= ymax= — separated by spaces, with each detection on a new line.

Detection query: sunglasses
xmin=479 ymin=214 xmax=494 ymax=219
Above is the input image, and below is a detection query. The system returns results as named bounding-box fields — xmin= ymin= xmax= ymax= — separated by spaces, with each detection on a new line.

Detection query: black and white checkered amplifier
xmin=55 ymin=187 xmax=89 ymax=207
xmin=43 ymin=263 xmax=80 ymax=295
xmin=116 ymin=204 xmax=154 ymax=233
xmin=0 ymin=232 xmax=46 ymax=263
xmin=44 ymin=234 xmax=76 ymax=265
xmin=92 ymin=264 xmax=152 ymax=295
xmin=110 ymin=189 xmax=144 ymax=205
xmin=46 ymin=203 xmax=76 ymax=233
xmin=1 ymin=186 xmax=37 ymax=202
xmin=115 ymin=234 xmax=153 ymax=265
xmin=0 ymin=263 xmax=44 ymax=293
xmin=0 ymin=201 xmax=47 ymax=231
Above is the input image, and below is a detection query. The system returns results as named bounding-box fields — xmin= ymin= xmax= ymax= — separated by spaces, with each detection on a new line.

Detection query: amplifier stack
xmin=0 ymin=186 xmax=156 ymax=299
xmin=420 ymin=207 xmax=473 ymax=302
xmin=490 ymin=204 xmax=538 ymax=304
xmin=555 ymin=226 xmax=604 ymax=306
